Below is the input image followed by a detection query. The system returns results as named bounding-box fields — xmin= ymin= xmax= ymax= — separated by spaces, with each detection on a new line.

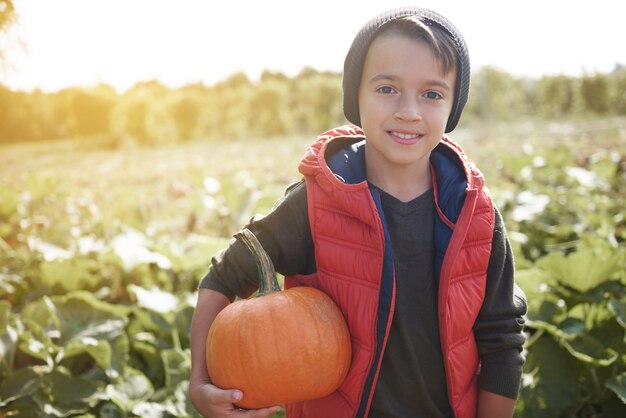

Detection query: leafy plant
xmin=515 ymin=236 xmax=626 ymax=416
xmin=1 ymin=119 xmax=624 ymax=417
xmin=0 ymin=289 xmax=201 ymax=417
xmin=504 ymin=143 xmax=626 ymax=417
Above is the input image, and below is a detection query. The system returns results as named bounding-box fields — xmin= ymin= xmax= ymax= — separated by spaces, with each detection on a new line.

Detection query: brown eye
xmin=376 ymin=86 xmax=396 ymax=94
xmin=425 ymin=91 xmax=442 ymax=100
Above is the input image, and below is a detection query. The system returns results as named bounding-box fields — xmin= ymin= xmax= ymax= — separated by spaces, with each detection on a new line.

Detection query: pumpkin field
xmin=1 ymin=117 xmax=625 ymax=417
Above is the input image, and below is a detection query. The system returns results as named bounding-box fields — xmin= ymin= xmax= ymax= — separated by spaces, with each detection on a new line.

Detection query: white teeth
xmin=392 ymin=131 xmax=419 ymax=139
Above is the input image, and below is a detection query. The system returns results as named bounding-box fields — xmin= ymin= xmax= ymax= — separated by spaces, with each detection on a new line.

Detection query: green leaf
xmin=515 ymin=267 xmax=558 ymax=316
xmin=40 ymin=258 xmax=102 ymax=294
xmin=105 ymin=367 xmax=154 ymax=410
xmin=560 ymin=318 xmax=586 ymax=336
xmin=172 ymin=305 xmax=194 ymax=349
xmin=536 ymin=248 xmax=622 ymax=293
xmin=526 ymin=299 xmax=566 ymax=325
xmin=18 ymin=318 xmax=58 ymax=365
xmin=0 ymin=401 xmax=41 ymax=418
xmin=127 ymin=306 xmax=173 ymax=339
xmin=131 ymin=381 xmax=192 ymax=418
xmin=608 ymin=298 xmax=626 ymax=329
xmin=97 ymin=401 xmax=125 ymax=418
xmin=0 ymin=366 xmax=39 ymax=408
xmin=560 ymin=280 xmax=625 ymax=308
xmin=20 ymin=291 xmax=130 ymax=376
xmin=20 ymin=295 xmax=62 ymax=334
xmin=606 ymin=371 xmax=626 ymax=404
xmin=0 ymin=300 xmax=18 ymax=376
xmin=37 ymin=370 xmax=103 ymax=417
xmin=515 ymin=267 xmax=557 ymax=295
xmin=520 ymin=336 xmax=581 ymax=416
xmin=169 ymin=380 xmax=197 ymax=417
xmin=21 ymin=291 xmax=128 ymax=333
xmin=60 ymin=337 xmax=112 ymax=371
xmin=561 ymin=334 xmax=619 ymax=366
xmin=51 ymin=292 xmax=129 ymax=344
xmin=108 ymin=334 xmax=130 ymax=380
xmin=171 ymin=380 xmax=200 ymax=418
xmin=129 ymin=340 xmax=163 ymax=387
xmin=161 ymin=348 xmax=190 ymax=388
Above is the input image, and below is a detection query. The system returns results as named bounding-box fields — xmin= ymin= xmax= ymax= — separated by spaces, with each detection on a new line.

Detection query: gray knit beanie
xmin=343 ymin=7 xmax=470 ymax=133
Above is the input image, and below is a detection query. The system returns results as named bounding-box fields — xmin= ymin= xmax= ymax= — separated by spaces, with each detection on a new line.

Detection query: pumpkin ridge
xmin=293 ymin=289 xmax=324 ymax=394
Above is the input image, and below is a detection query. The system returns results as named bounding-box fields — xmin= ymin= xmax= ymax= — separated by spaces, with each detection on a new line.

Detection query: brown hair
xmin=372 ymin=16 xmax=458 ymax=75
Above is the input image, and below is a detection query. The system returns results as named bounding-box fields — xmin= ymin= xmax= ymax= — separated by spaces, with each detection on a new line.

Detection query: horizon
xmin=3 ymin=63 xmax=625 ymax=96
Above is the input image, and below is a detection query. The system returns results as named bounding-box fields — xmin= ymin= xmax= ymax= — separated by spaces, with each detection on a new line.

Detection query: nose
xmin=393 ymin=95 xmax=421 ymax=122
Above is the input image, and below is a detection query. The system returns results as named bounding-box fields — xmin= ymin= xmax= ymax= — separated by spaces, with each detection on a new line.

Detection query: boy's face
xmin=358 ymin=32 xmax=456 ymax=177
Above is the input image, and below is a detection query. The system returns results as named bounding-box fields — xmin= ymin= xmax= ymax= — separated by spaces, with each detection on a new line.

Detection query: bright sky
xmin=1 ymin=0 xmax=625 ymax=93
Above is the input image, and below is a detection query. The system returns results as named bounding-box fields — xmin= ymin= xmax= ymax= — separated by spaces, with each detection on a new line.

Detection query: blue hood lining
xmin=325 ymin=138 xmax=367 ymax=184
xmin=324 ymin=139 xmax=467 ymax=223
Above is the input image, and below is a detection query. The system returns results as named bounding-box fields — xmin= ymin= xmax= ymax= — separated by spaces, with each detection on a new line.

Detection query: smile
xmin=388 ymin=131 xmax=423 ymax=144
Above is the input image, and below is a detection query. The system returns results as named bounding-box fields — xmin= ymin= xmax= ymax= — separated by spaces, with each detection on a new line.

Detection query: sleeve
xmin=474 ymin=207 xmax=528 ymax=400
xmin=198 ymin=180 xmax=314 ymax=301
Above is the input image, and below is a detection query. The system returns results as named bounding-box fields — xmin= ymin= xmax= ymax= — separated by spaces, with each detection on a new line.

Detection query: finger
xmin=229 ymin=389 xmax=244 ymax=404
xmin=191 ymin=384 xmax=244 ymax=417
xmin=208 ymin=387 xmax=243 ymax=404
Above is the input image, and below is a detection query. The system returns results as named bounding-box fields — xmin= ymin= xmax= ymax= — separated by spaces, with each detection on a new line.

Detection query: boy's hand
xmin=189 ymin=379 xmax=282 ymax=418
xmin=189 ymin=289 xmax=281 ymax=417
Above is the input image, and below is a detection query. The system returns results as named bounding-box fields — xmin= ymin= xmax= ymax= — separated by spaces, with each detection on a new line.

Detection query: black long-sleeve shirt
xmin=200 ymin=180 xmax=527 ymax=417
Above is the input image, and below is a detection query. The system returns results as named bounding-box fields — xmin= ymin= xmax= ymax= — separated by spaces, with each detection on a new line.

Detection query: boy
xmin=189 ymin=7 xmax=527 ymax=418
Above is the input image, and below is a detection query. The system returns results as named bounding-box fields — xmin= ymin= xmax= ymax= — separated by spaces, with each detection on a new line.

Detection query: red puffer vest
xmin=285 ymin=126 xmax=495 ymax=418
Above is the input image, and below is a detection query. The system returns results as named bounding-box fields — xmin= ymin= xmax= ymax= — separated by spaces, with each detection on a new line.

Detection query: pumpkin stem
xmin=235 ymin=228 xmax=281 ymax=296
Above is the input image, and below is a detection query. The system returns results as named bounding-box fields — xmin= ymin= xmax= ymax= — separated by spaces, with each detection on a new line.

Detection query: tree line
xmin=1 ymin=65 xmax=625 ymax=145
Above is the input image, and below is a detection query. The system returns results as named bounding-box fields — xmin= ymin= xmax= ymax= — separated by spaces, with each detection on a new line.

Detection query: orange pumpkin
xmin=205 ymin=228 xmax=352 ymax=409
